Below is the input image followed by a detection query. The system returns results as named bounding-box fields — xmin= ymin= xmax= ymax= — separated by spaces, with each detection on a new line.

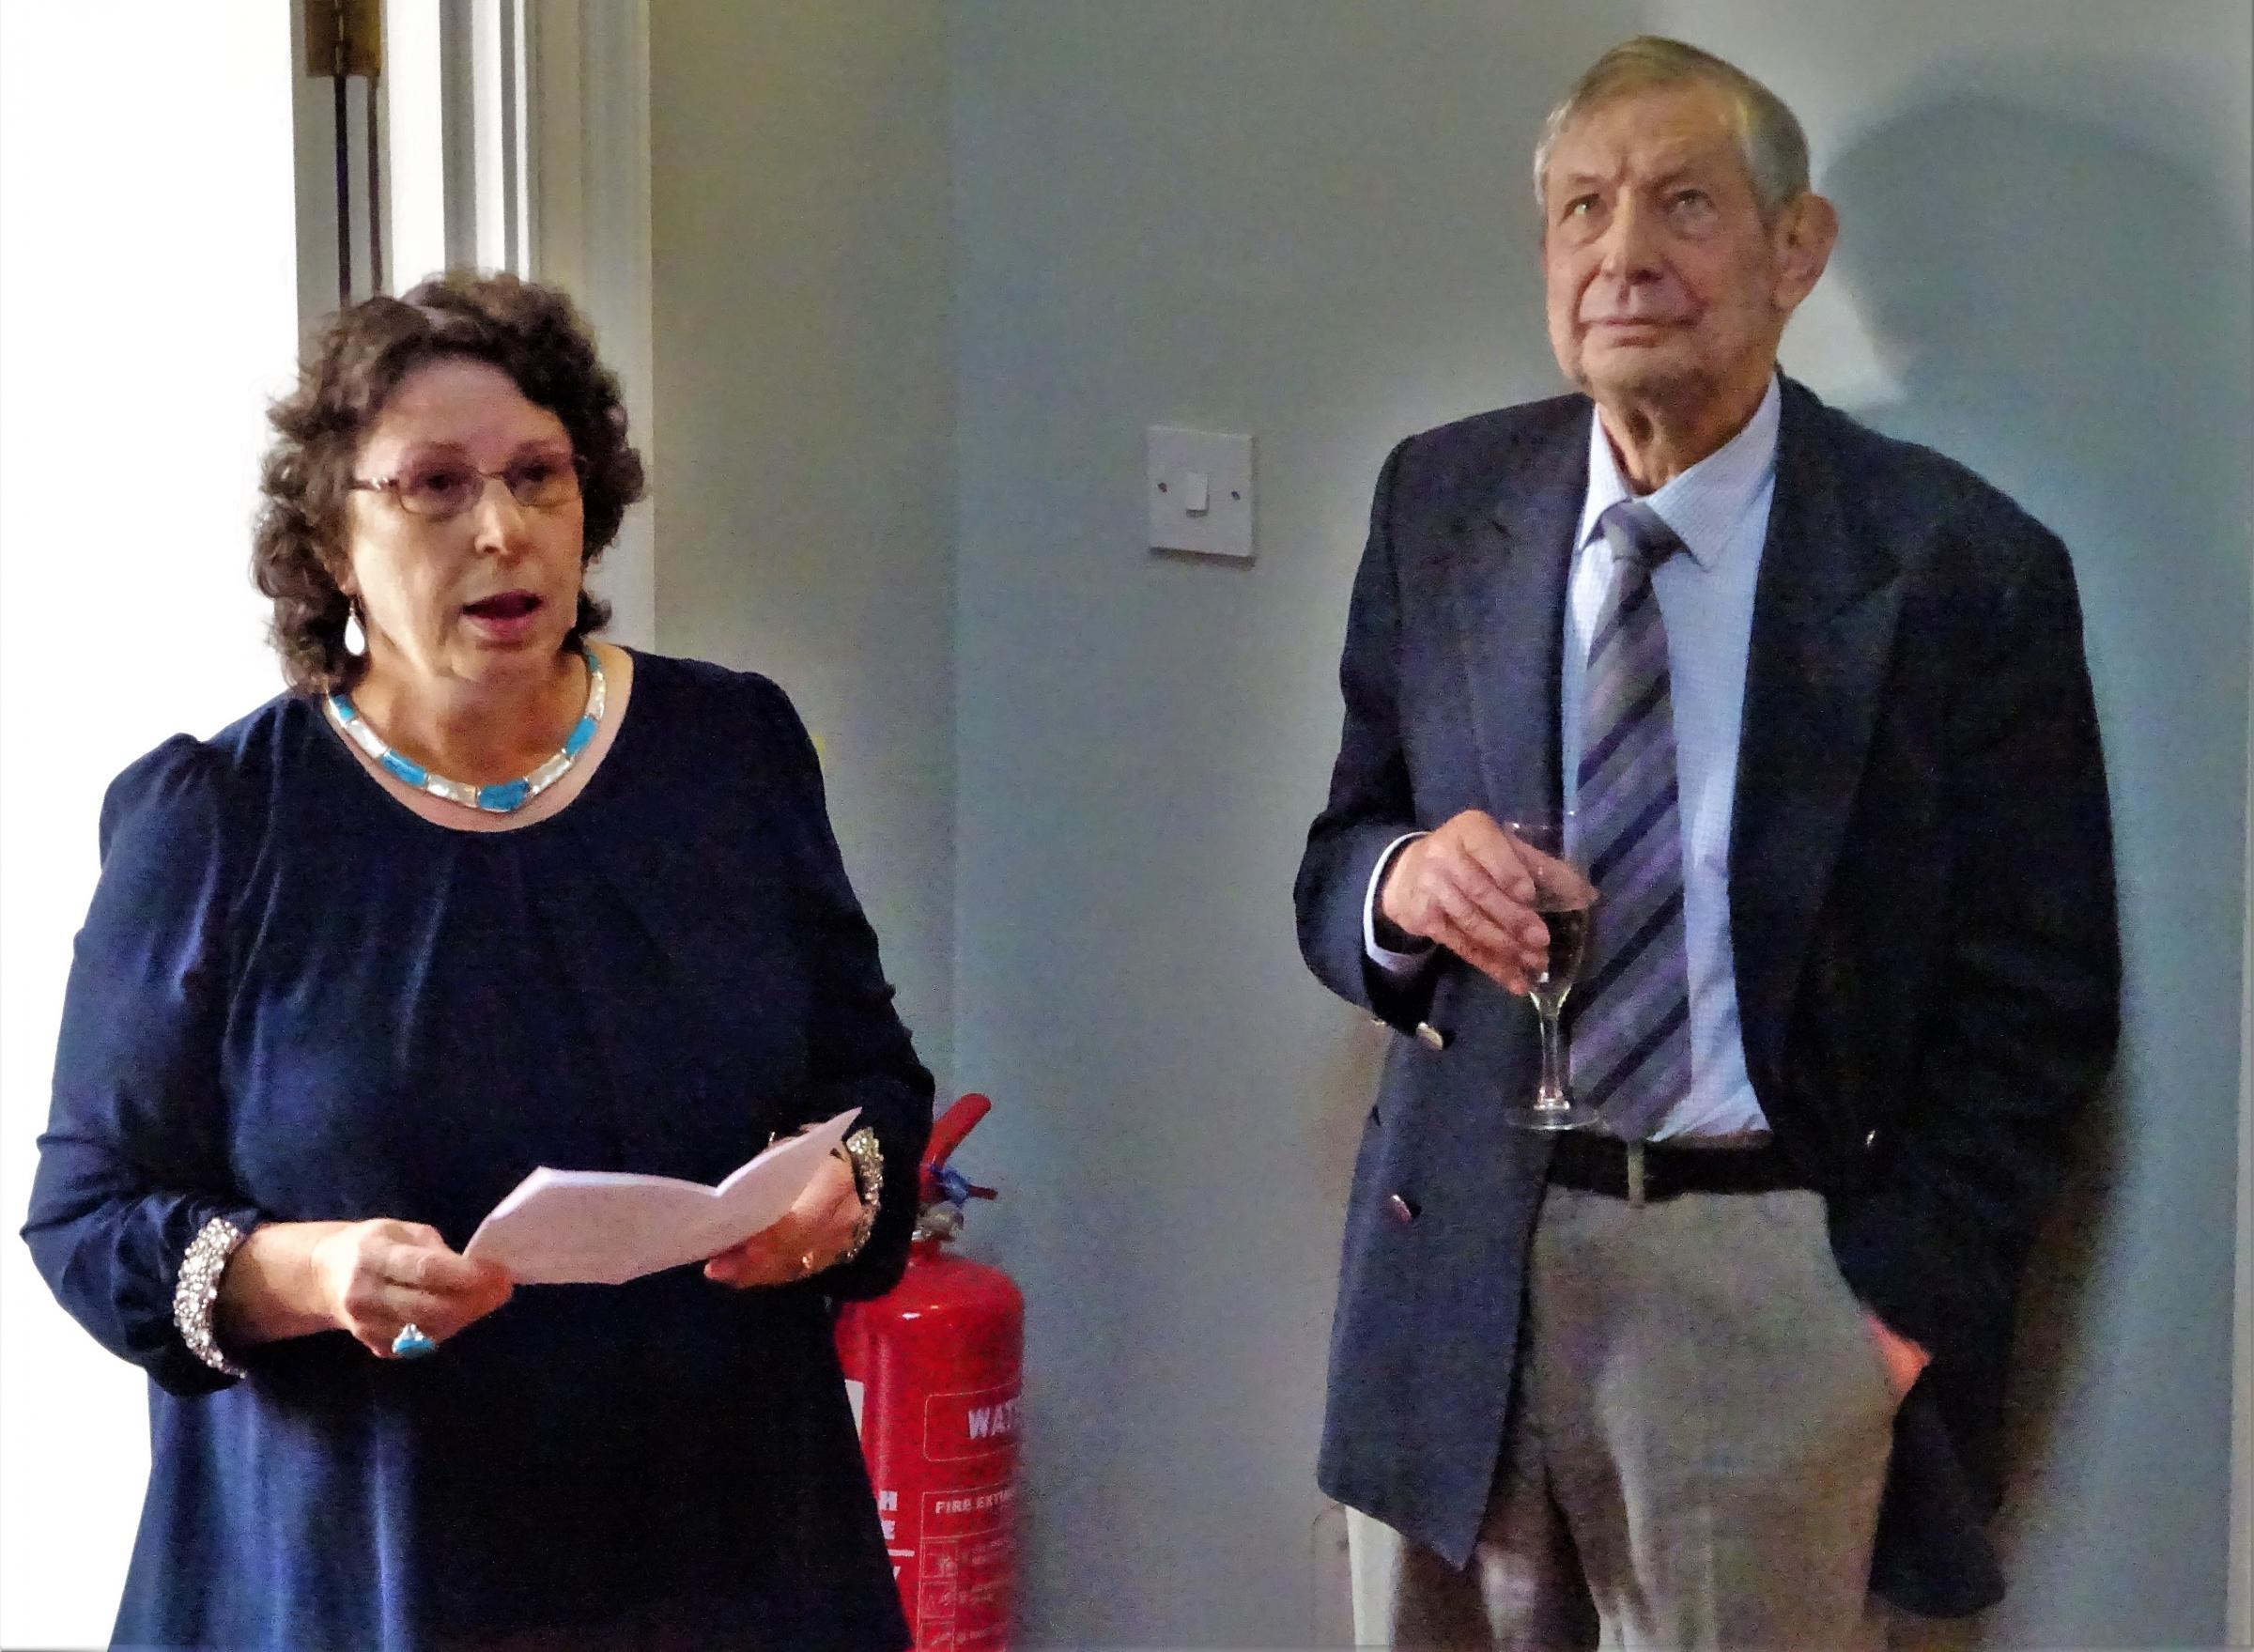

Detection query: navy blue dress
xmin=23 ymin=652 xmax=933 ymax=1652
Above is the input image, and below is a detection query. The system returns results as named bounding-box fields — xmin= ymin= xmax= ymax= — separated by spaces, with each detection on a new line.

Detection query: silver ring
xmin=390 ymin=1322 xmax=438 ymax=1359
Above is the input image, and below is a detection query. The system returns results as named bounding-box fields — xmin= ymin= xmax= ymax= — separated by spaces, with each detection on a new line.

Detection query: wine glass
xmin=1501 ymin=813 xmax=1600 ymax=1132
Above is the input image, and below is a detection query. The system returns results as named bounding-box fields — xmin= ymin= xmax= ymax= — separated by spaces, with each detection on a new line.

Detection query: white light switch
xmin=1147 ymin=426 xmax=1253 ymax=559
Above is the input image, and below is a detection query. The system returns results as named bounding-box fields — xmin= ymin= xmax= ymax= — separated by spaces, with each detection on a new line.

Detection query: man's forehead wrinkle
xmin=1568 ymin=127 xmax=1732 ymax=171
xmin=1551 ymin=116 xmax=1741 ymax=192
xmin=1555 ymin=154 xmax=1721 ymax=190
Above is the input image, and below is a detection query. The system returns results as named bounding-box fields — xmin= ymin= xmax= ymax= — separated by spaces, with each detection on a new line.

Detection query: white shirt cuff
xmin=1364 ymin=831 xmax=1435 ymax=978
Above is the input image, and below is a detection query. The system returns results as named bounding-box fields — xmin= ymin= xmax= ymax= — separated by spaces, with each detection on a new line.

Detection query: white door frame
xmin=378 ymin=0 xmax=656 ymax=650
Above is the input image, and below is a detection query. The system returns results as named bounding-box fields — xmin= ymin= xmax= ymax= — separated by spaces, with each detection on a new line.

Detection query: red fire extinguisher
xmin=838 ymin=1094 xmax=1024 ymax=1652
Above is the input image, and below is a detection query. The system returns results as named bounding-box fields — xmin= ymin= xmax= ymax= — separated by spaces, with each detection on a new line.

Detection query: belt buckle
xmin=1625 ymin=1141 xmax=1646 ymax=1208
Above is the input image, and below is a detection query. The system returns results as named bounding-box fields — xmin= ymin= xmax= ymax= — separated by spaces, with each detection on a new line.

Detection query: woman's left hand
xmin=702 ymin=1152 xmax=866 ymax=1289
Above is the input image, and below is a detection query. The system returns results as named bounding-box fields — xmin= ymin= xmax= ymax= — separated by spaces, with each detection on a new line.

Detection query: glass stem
xmin=1536 ymin=1008 xmax=1567 ymax=1107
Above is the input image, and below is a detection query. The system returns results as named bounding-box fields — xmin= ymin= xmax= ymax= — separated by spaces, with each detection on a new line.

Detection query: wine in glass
xmin=1501 ymin=814 xmax=1600 ymax=1132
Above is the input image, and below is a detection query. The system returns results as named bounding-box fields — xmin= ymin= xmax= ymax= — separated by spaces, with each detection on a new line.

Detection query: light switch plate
xmin=1147 ymin=425 xmax=1254 ymax=559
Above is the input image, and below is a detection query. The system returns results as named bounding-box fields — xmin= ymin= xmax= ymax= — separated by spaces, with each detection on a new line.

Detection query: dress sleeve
xmin=21 ymin=736 xmax=268 ymax=1395
xmin=749 ymin=681 xmax=937 ymax=1300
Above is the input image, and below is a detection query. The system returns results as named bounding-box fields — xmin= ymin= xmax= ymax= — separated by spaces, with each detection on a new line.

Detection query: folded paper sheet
xmin=464 ymin=1108 xmax=861 ymax=1285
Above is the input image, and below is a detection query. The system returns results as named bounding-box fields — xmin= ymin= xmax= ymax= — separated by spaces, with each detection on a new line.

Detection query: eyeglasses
xmin=349 ymin=450 xmax=584 ymax=521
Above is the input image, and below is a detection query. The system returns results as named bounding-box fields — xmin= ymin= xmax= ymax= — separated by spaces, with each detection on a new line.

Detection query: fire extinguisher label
xmin=921 ymin=1382 xmax=1020 ymax=1460
xmin=916 ymin=1480 xmax=1014 ymax=1650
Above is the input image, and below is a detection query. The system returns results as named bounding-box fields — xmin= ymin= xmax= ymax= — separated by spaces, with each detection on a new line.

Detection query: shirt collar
xmin=1575 ymin=375 xmax=1782 ymax=570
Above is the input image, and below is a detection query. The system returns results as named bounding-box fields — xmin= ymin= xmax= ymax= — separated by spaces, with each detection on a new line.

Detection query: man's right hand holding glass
xmin=1377 ymin=810 xmax=1567 ymax=995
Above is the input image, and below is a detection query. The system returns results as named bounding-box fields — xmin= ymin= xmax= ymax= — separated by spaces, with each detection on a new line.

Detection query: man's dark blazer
xmin=1292 ymin=376 xmax=2119 ymax=1616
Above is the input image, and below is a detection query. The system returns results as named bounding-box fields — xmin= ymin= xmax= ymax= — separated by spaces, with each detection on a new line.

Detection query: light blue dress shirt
xmin=1368 ymin=378 xmax=1780 ymax=1140
xmin=1564 ymin=378 xmax=1778 ymax=1139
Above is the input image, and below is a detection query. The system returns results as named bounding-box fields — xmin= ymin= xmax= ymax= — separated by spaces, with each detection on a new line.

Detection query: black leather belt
xmin=1544 ymin=1133 xmax=1805 ymax=1204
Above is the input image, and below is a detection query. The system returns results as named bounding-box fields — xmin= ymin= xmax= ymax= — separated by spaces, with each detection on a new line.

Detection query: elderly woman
xmin=23 ymin=273 xmax=934 ymax=1651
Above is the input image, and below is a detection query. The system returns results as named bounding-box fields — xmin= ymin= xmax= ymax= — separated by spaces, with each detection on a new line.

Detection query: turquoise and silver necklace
xmin=325 ymin=645 xmax=607 ymax=814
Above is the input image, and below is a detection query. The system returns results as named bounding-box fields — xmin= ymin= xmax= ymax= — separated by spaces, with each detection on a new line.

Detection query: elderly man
xmin=1294 ymin=36 xmax=2118 ymax=1649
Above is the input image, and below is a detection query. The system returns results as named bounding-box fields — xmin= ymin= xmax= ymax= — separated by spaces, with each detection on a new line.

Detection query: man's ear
xmin=1772 ymin=192 xmax=1839 ymax=314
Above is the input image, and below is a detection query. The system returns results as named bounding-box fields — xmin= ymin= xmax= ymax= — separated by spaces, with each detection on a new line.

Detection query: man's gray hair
xmin=1533 ymin=37 xmax=1811 ymax=223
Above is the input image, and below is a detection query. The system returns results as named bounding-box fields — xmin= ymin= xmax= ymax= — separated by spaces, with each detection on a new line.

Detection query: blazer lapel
xmin=1449 ymin=414 xmax=1587 ymax=819
xmin=1730 ymin=379 xmax=1907 ymax=1088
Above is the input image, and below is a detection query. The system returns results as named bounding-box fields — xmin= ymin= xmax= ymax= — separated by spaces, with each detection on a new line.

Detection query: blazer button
xmin=1386 ymin=1194 xmax=1419 ymax=1224
xmin=1414 ymin=1022 xmax=1449 ymax=1051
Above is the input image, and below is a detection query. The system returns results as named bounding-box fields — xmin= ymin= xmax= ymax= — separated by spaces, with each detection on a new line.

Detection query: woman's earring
xmin=343 ymin=600 xmax=367 ymax=656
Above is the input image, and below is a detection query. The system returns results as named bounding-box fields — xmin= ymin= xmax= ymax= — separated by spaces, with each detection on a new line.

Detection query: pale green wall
xmin=651 ymin=0 xmax=957 ymax=1082
xmin=642 ymin=1 xmax=2250 ymax=1643
xmin=1703 ymin=3 xmax=2254 ymax=1644
xmin=949 ymin=2 xmax=2250 ymax=1646
xmin=947 ymin=4 xmax=1639 ymax=1641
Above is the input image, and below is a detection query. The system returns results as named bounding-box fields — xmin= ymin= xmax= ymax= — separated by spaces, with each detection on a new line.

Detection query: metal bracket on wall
xmin=303 ymin=0 xmax=384 ymax=304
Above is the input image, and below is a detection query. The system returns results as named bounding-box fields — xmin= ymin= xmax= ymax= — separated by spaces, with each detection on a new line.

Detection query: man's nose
xmin=1595 ymin=197 xmax=1663 ymax=280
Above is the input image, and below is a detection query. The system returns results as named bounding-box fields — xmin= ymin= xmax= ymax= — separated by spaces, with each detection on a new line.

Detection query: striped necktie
xmin=1568 ymin=500 xmax=1693 ymax=1140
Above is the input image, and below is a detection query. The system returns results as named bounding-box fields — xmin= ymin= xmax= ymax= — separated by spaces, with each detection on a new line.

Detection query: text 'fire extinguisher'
xmin=837 ymin=1094 xmax=1024 ymax=1652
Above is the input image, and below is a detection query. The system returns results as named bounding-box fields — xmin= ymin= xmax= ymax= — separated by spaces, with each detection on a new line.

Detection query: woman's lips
xmin=461 ymin=591 xmax=543 ymax=641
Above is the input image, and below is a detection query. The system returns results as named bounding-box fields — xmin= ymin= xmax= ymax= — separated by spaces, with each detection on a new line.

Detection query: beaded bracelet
xmin=173 ymin=1216 xmax=250 ymax=1379
xmin=834 ymin=1129 xmax=883 ymax=1263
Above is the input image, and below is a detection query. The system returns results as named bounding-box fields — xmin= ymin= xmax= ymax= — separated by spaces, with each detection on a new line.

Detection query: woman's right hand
xmin=309 ymin=1220 xmax=516 ymax=1357
xmin=220 ymin=1218 xmax=515 ymax=1358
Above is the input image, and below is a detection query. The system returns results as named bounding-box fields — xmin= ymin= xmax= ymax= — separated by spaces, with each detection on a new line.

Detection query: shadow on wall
xmin=1822 ymin=75 xmax=2251 ymax=1652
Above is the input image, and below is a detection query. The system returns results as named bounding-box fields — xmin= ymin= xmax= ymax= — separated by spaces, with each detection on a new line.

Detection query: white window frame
xmin=379 ymin=0 xmax=528 ymax=282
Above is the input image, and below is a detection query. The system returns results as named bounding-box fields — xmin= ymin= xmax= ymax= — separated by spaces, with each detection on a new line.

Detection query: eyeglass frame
xmin=347 ymin=449 xmax=588 ymax=522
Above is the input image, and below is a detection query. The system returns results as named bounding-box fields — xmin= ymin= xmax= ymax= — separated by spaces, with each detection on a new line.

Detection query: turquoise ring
xmin=391 ymin=1322 xmax=438 ymax=1360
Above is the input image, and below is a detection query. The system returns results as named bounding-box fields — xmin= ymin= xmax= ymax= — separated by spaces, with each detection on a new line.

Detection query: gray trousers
xmin=1391 ymin=1185 xmax=1897 ymax=1651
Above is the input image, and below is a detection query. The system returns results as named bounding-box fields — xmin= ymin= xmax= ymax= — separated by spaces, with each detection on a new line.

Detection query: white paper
xmin=463 ymin=1109 xmax=861 ymax=1285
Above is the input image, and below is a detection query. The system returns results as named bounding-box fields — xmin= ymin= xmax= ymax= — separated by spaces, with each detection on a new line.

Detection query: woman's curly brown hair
xmin=253 ymin=271 xmax=646 ymax=694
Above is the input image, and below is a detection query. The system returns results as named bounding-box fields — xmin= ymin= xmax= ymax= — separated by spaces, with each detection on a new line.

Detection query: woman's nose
xmin=466 ymin=476 xmax=533 ymax=553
